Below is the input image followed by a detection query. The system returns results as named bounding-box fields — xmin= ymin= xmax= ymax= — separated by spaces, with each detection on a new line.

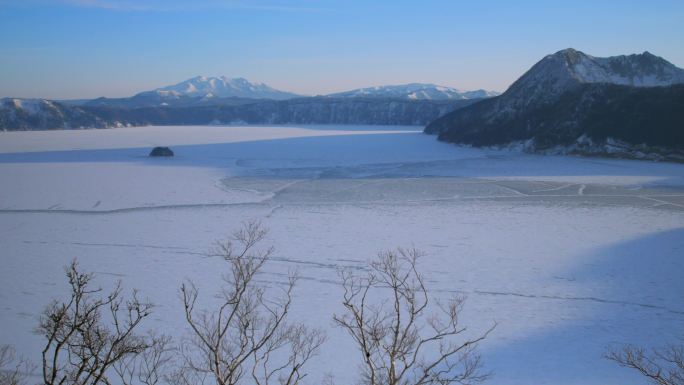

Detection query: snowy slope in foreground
xmin=1 ymin=125 xmax=683 ymax=385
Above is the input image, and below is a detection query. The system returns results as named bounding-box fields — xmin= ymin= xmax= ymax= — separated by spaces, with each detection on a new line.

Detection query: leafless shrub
xmin=179 ymin=221 xmax=325 ymax=385
xmin=607 ymin=344 xmax=684 ymax=385
xmin=333 ymin=248 xmax=495 ymax=385
xmin=36 ymin=260 xmax=157 ymax=385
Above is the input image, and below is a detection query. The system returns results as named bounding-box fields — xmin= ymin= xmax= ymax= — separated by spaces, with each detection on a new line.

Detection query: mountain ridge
xmin=425 ymin=48 xmax=684 ymax=161
xmin=143 ymin=76 xmax=303 ymax=100
xmin=0 ymin=98 xmax=113 ymax=130
xmin=81 ymin=78 xmax=500 ymax=108
xmin=325 ymin=83 xmax=499 ymax=100
xmin=500 ymin=48 xmax=684 ymax=108
xmin=1 ymin=96 xmax=483 ymax=130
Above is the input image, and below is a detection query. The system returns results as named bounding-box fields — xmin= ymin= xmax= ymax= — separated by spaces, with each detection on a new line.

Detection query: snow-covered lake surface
xmin=1 ymin=125 xmax=683 ymax=385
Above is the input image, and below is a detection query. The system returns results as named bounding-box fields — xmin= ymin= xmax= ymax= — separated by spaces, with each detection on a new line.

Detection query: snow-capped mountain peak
xmin=552 ymin=48 xmax=684 ymax=87
xmin=327 ymin=83 xmax=500 ymax=100
xmin=426 ymin=48 xmax=684 ymax=159
xmin=139 ymin=76 xmax=301 ymax=100
xmin=503 ymin=48 xmax=684 ymax=105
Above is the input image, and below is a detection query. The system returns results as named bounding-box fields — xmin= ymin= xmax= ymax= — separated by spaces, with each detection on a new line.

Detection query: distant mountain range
xmin=1 ymin=78 xmax=495 ymax=129
xmin=326 ymin=84 xmax=499 ymax=100
xmin=425 ymin=49 xmax=684 ymax=161
xmin=4 ymin=50 xmax=684 ymax=162
xmin=80 ymin=79 xmax=497 ymax=108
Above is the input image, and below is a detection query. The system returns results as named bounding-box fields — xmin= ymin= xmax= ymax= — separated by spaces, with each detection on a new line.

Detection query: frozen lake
xmin=1 ymin=125 xmax=683 ymax=385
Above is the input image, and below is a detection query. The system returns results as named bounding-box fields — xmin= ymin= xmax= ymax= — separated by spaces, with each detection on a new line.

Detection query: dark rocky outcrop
xmin=149 ymin=147 xmax=174 ymax=157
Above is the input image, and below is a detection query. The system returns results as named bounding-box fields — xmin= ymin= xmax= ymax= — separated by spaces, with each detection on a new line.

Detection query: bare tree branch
xmin=607 ymin=344 xmax=684 ymax=385
xmin=333 ymin=248 xmax=495 ymax=385
xmin=114 ymin=333 xmax=174 ymax=385
xmin=180 ymin=221 xmax=325 ymax=385
xmin=35 ymin=260 xmax=157 ymax=385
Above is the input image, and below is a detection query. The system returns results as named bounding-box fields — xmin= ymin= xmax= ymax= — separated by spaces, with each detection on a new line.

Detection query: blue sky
xmin=1 ymin=0 xmax=683 ymax=99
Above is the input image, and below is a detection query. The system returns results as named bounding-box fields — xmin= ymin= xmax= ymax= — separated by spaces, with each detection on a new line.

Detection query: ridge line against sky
xmin=1 ymin=0 xmax=683 ymax=99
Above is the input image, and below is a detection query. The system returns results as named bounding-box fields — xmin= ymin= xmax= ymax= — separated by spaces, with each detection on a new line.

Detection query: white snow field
xmin=1 ymin=125 xmax=683 ymax=385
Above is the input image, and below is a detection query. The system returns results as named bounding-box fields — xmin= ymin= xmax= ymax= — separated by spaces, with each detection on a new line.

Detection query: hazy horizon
xmin=1 ymin=0 xmax=683 ymax=99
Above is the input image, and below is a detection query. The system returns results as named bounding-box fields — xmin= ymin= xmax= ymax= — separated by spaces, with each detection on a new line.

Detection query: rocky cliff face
xmin=84 ymin=97 xmax=480 ymax=127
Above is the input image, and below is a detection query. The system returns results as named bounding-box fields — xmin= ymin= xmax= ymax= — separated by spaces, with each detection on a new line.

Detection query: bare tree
xmin=607 ymin=344 xmax=684 ymax=385
xmin=333 ymin=248 xmax=495 ymax=385
xmin=36 ymin=260 xmax=157 ymax=385
xmin=179 ymin=221 xmax=325 ymax=385
xmin=0 ymin=344 xmax=34 ymax=385
xmin=114 ymin=333 xmax=174 ymax=385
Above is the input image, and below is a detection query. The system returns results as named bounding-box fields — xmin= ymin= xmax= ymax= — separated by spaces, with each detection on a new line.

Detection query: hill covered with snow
xmin=0 ymin=98 xmax=115 ymax=130
xmin=425 ymin=49 xmax=684 ymax=160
